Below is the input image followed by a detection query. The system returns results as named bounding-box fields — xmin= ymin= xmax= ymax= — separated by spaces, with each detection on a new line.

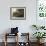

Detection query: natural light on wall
xmin=37 ymin=0 xmax=46 ymax=20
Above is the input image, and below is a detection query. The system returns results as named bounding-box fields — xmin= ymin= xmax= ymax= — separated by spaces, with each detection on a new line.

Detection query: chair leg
xmin=17 ymin=34 xmax=18 ymax=46
xmin=4 ymin=41 xmax=7 ymax=46
xmin=4 ymin=33 xmax=7 ymax=46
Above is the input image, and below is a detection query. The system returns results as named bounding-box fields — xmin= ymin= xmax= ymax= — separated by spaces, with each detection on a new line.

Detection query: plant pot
xmin=37 ymin=39 xmax=45 ymax=44
xmin=40 ymin=38 xmax=45 ymax=43
xmin=37 ymin=39 xmax=40 ymax=43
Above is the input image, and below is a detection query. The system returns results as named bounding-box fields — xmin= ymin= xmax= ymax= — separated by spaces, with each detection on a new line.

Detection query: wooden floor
xmin=0 ymin=42 xmax=46 ymax=46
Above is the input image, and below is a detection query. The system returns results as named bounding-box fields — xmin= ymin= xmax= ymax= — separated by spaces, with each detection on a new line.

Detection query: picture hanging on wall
xmin=10 ymin=7 xmax=26 ymax=20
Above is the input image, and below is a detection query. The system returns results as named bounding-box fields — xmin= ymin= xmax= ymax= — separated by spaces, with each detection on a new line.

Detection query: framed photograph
xmin=10 ymin=7 xmax=26 ymax=20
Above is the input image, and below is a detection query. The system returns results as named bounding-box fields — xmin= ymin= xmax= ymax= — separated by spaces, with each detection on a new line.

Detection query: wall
xmin=0 ymin=0 xmax=36 ymax=42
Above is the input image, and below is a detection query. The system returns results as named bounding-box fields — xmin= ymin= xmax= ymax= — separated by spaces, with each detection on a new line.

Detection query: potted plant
xmin=33 ymin=32 xmax=46 ymax=43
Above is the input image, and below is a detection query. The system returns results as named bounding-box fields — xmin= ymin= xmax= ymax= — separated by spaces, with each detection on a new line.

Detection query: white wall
xmin=0 ymin=0 xmax=37 ymax=42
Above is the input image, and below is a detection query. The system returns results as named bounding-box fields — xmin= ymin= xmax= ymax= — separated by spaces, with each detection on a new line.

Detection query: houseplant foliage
xmin=32 ymin=25 xmax=45 ymax=30
xmin=33 ymin=32 xmax=46 ymax=39
xmin=32 ymin=25 xmax=39 ymax=30
xmin=33 ymin=32 xmax=46 ymax=43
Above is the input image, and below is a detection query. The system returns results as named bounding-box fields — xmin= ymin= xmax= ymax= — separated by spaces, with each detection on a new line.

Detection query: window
xmin=37 ymin=0 xmax=46 ymax=18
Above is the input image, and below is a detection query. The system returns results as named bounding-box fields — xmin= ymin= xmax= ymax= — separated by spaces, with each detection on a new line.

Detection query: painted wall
xmin=0 ymin=0 xmax=37 ymax=42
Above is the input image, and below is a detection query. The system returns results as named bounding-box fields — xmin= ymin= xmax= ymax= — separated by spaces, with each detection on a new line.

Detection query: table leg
xmin=4 ymin=34 xmax=7 ymax=46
